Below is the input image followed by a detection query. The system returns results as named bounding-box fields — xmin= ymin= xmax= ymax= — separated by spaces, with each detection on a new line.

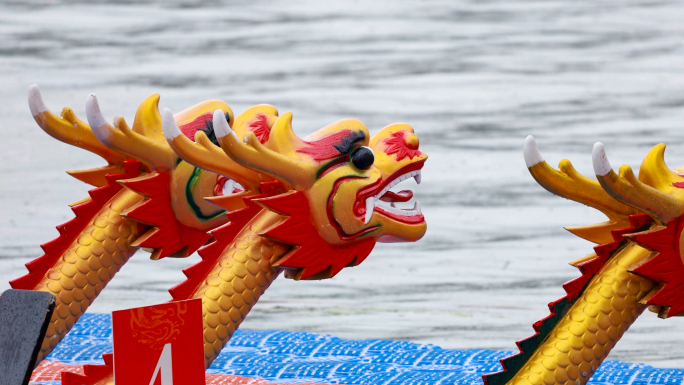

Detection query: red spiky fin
xmin=168 ymin=181 xmax=286 ymax=301
xmin=61 ymin=353 xmax=113 ymax=385
xmin=483 ymin=214 xmax=653 ymax=385
xmin=258 ymin=190 xmax=376 ymax=280
xmin=119 ymin=171 xmax=211 ymax=260
xmin=629 ymin=216 xmax=684 ymax=317
xmin=10 ymin=161 xmax=144 ymax=291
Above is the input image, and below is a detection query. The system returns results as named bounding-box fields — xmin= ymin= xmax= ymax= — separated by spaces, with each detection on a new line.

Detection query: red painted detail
xmin=326 ymin=177 xmax=381 ymax=241
xmin=259 ymin=190 xmax=377 ymax=279
xmin=112 ymin=299 xmax=205 ymax=385
xmin=296 ymin=129 xmax=353 ymax=161
xmin=168 ymin=181 xmax=286 ymax=301
xmin=353 ymin=161 xmax=425 ymax=218
xmin=383 ymin=131 xmax=422 ymax=161
xmin=380 ymin=190 xmax=413 ymax=202
xmin=179 ymin=112 xmax=214 ymax=142
xmin=10 ymin=161 xmax=144 ymax=291
xmin=317 ymin=155 xmax=349 ymax=178
xmin=631 ymin=216 xmax=684 ymax=317
xmin=483 ymin=214 xmax=653 ymax=385
xmin=373 ymin=206 xmax=425 ymax=225
xmin=673 ymin=182 xmax=684 ymax=188
xmin=121 ymin=171 xmax=212 ymax=259
xmin=60 ymin=353 xmax=113 ymax=385
xmin=247 ymin=113 xmax=271 ymax=143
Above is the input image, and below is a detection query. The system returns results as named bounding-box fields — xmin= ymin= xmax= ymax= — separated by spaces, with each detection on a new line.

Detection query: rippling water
xmin=1 ymin=0 xmax=683 ymax=368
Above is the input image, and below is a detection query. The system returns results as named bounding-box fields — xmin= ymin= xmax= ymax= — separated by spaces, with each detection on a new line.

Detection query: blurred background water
xmin=1 ymin=0 xmax=683 ymax=368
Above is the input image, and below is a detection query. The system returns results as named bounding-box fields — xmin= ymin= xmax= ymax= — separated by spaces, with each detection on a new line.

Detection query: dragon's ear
xmin=213 ymin=110 xmax=317 ymax=190
xmin=592 ymin=142 xmax=682 ymax=225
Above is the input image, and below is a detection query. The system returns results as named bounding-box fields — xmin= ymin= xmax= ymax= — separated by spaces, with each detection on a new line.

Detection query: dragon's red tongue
xmin=380 ymin=190 xmax=413 ymax=202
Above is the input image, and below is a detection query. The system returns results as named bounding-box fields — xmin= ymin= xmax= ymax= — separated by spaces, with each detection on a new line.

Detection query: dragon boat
xmin=7 ymin=85 xmax=684 ymax=385
xmin=14 ymin=85 xmax=427 ymax=384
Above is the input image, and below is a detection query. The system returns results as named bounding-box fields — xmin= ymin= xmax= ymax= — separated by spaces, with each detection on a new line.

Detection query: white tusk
xmin=592 ymin=142 xmax=612 ymax=176
xmin=365 ymin=197 xmax=374 ymax=224
xmin=414 ymin=170 xmax=422 ymax=184
xmin=222 ymin=179 xmax=235 ymax=196
xmin=414 ymin=201 xmax=421 ymax=214
xmin=86 ymin=94 xmax=110 ymax=144
xmin=161 ymin=108 xmax=182 ymax=140
xmin=28 ymin=84 xmax=47 ymax=116
xmin=212 ymin=109 xmax=234 ymax=138
xmin=523 ymin=135 xmax=544 ymax=167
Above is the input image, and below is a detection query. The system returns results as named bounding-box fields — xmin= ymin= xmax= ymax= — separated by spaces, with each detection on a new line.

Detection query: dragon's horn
xmin=213 ymin=110 xmax=313 ymax=189
xmin=524 ymin=136 xmax=637 ymax=243
xmin=86 ymin=94 xmax=176 ymax=172
xmin=161 ymin=108 xmax=261 ymax=191
xmin=29 ymin=85 xmax=127 ymax=166
xmin=592 ymin=142 xmax=681 ymax=225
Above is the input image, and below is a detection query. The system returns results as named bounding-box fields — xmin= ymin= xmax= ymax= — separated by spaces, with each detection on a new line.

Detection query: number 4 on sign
xmin=149 ymin=343 xmax=173 ymax=385
xmin=112 ymin=299 xmax=205 ymax=385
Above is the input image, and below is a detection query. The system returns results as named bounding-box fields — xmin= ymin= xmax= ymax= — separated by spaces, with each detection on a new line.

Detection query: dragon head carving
xmin=164 ymin=109 xmax=427 ymax=279
xmin=524 ymin=135 xmax=684 ymax=318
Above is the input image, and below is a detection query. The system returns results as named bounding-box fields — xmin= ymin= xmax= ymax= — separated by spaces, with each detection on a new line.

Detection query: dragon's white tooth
xmin=592 ymin=142 xmax=612 ymax=176
xmin=161 ymin=108 xmax=182 ymax=140
xmin=365 ymin=197 xmax=374 ymax=224
xmin=28 ymin=85 xmax=47 ymax=116
xmin=524 ymin=135 xmax=544 ymax=167
xmin=86 ymin=94 xmax=110 ymax=143
xmin=414 ymin=201 xmax=421 ymax=214
xmin=212 ymin=109 xmax=233 ymax=138
xmin=222 ymin=179 xmax=235 ymax=196
xmin=414 ymin=171 xmax=421 ymax=184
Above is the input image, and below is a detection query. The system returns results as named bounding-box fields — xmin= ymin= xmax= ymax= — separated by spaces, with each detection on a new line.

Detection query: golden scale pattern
xmin=33 ymin=189 xmax=143 ymax=362
xmin=508 ymin=244 xmax=655 ymax=385
xmin=192 ymin=210 xmax=289 ymax=368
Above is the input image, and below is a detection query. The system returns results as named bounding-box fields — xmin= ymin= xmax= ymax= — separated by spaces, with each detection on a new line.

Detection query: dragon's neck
xmin=190 ymin=209 xmax=287 ymax=368
xmin=486 ymin=216 xmax=656 ymax=385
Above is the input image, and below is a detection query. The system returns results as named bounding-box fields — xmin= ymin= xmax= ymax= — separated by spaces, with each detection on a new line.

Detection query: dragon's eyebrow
xmin=333 ymin=130 xmax=366 ymax=154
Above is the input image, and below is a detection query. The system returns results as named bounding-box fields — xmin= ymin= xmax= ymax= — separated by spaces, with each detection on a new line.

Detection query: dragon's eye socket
xmin=351 ymin=146 xmax=374 ymax=170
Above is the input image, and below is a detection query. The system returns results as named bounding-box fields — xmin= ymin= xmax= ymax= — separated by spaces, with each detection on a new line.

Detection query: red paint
xmin=168 ymin=181 xmax=286 ymax=301
xmin=631 ymin=216 xmax=684 ymax=317
xmin=60 ymin=353 xmax=113 ymax=385
xmin=259 ymin=190 xmax=376 ymax=279
xmin=383 ymin=131 xmax=422 ymax=161
xmin=296 ymin=130 xmax=353 ymax=161
xmin=112 ymin=299 xmax=205 ymax=385
xmin=379 ymin=190 xmax=413 ymax=202
xmin=10 ymin=161 xmax=144 ymax=291
xmin=179 ymin=112 xmax=214 ymax=142
xmin=121 ymin=171 xmax=212 ymax=259
xmin=248 ymin=113 xmax=271 ymax=143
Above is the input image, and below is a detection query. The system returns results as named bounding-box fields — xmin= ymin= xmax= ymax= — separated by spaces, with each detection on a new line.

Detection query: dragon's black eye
xmin=351 ymin=146 xmax=374 ymax=170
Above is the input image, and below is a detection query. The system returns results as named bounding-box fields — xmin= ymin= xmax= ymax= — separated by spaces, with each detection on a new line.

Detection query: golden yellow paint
xmin=33 ymin=189 xmax=143 ymax=362
xmin=507 ymin=243 xmax=655 ymax=385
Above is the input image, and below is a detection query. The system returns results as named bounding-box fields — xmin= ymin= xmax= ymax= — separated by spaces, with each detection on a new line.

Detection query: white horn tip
xmin=523 ymin=135 xmax=543 ymax=167
xmin=161 ymin=108 xmax=181 ymax=140
xmin=28 ymin=84 xmax=47 ymax=116
xmin=85 ymin=93 xmax=109 ymax=142
xmin=592 ymin=142 xmax=612 ymax=176
xmin=212 ymin=109 xmax=231 ymax=138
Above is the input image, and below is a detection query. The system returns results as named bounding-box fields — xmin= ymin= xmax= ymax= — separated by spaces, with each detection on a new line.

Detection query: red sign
xmin=112 ymin=299 xmax=205 ymax=385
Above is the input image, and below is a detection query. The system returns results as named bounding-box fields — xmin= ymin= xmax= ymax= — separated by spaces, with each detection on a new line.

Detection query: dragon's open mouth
xmin=356 ymin=162 xmax=425 ymax=225
xmin=214 ymin=176 xmax=244 ymax=197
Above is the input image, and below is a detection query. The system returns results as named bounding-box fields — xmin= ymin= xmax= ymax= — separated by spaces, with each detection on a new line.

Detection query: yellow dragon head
xmin=27 ymin=85 xmax=271 ymax=260
xmin=524 ymin=135 xmax=684 ymax=318
xmin=163 ymin=109 xmax=428 ymax=279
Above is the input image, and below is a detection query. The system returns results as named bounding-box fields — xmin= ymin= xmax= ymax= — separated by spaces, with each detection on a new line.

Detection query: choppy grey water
xmin=1 ymin=0 xmax=683 ymax=368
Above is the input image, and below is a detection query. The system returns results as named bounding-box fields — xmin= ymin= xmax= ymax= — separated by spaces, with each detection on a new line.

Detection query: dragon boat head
xmin=27 ymin=85 xmax=276 ymax=260
xmin=524 ymin=135 xmax=684 ymax=318
xmin=164 ymin=109 xmax=427 ymax=280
